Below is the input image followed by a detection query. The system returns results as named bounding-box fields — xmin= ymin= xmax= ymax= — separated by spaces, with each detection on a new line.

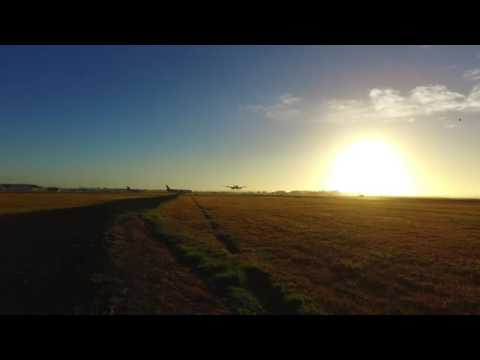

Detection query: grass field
xmin=147 ymin=194 xmax=480 ymax=314
xmin=2 ymin=191 xmax=480 ymax=314
xmin=0 ymin=191 xmax=170 ymax=215
xmin=0 ymin=192 xmax=175 ymax=314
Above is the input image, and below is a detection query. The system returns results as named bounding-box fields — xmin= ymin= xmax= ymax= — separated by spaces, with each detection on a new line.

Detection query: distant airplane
xmin=225 ymin=185 xmax=247 ymax=190
xmin=166 ymin=185 xmax=192 ymax=194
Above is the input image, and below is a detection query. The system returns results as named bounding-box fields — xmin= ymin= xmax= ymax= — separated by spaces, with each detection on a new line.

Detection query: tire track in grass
xmin=145 ymin=196 xmax=319 ymax=314
xmin=191 ymin=196 xmax=241 ymax=254
xmin=142 ymin=212 xmax=264 ymax=314
xmin=97 ymin=211 xmax=230 ymax=314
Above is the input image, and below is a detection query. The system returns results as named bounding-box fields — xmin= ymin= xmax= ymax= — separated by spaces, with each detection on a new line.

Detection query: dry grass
xmin=9 ymin=191 xmax=479 ymax=314
xmin=151 ymin=196 xmax=232 ymax=258
xmin=95 ymin=212 xmax=230 ymax=315
xmin=179 ymin=194 xmax=480 ymax=314
xmin=148 ymin=196 xmax=319 ymax=314
xmin=0 ymin=191 xmax=170 ymax=215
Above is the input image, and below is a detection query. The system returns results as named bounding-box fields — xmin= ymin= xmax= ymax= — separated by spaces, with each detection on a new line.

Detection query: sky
xmin=1 ymin=45 xmax=480 ymax=197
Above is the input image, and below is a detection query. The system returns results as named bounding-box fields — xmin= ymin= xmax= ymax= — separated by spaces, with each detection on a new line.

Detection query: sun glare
xmin=327 ymin=139 xmax=415 ymax=196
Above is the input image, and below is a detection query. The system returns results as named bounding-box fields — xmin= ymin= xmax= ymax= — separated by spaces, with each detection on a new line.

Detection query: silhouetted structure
xmin=166 ymin=185 xmax=192 ymax=194
xmin=0 ymin=184 xmax=43 ymax=192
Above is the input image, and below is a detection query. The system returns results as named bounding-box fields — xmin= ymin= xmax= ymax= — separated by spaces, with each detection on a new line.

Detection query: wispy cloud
xmin=325 ymin=84 xmax=480 ymax=123
xmin=247 ymin=93 xmax=303 ymax=121
xmin=464 ymin=68 xmax=480 ymax=81
xmin=445 ymin=122 xmax=459 ymax=129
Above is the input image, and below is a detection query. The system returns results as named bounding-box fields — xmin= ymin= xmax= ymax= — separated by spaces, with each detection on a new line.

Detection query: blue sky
xmin=1 ymin=45 xmax=480 ymax=196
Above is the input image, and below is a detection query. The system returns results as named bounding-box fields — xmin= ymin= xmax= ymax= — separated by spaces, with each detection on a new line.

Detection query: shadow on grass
xmin=216 ymin=233 xmax=241 ymax=254
xmin=242 ymin=265 xmax=311 ymax=314
xmin=0 ymin=194 xmax=177 ymax=314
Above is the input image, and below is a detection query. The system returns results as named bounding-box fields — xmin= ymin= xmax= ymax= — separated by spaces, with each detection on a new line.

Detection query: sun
xmin=327 ymin=139 xmax=415 ymax=196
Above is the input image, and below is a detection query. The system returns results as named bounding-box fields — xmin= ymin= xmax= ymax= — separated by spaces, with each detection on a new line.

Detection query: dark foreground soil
xmin=95 ymin=213 xmax=229 ymax=314
xmin=0 ymin=195 xmax=207 ymax=314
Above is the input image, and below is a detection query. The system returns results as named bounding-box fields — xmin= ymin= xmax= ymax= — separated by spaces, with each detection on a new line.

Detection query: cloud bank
xmin=248 ymin=59 xmax=480 ymax=125
xmin=325 ymin=84 xmax=480 ymax=123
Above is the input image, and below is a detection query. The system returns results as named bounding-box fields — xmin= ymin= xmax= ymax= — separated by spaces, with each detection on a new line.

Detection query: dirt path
xmin=95 ymin=212 xmax=230 ymax=314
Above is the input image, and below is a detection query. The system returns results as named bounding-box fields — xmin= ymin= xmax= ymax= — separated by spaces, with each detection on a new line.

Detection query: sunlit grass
xmin=193 ymin=193 xmax=480 ymax=314
xmin=0 ymin=191 xmax=170 ymax=215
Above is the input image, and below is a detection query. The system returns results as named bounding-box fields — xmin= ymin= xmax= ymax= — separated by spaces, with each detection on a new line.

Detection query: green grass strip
xmin=142 ymin=211 xmax=321 ymax=315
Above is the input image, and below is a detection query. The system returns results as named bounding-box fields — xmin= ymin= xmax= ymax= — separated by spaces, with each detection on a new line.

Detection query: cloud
xmin=410 ymin=85 xmax=466 ymax=113
xmin=248 ymin=71 xmax=480 ymax=125
xmin=325 ymin=84 xmax=480 ymax=123
xmin=419 ymin=45 xmax=433 ymax=48
xmin=464 ymin=68 xmax=480 ymax=81
xmin=370 ymin=88 xmax=418 ymax=117
xmin=467 ymin=84 xmax=480 ymax=107
xmin=247 ymin=93 xmax=303 ymax=121
xmin=279 ymin=93 xmax=301 ymax=106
